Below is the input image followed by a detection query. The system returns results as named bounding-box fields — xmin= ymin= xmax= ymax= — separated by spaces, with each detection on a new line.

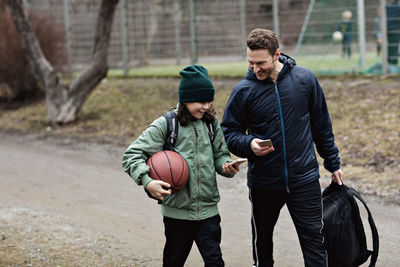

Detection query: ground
xmin=0 ymin=77 xmax=399 ymax=266
xmin=1 ymin=132 xmax=400 ymax=267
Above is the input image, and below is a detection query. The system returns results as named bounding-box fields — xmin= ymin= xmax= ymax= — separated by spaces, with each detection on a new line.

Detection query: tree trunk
xmin=4 ymin=0 xmax=119 ymax=124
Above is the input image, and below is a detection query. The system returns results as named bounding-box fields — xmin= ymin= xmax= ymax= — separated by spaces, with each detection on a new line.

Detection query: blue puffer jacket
xmin=221 ymin=53 xmax=340 ymax=191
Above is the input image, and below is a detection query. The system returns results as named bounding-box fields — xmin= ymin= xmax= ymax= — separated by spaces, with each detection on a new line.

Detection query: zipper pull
xmin=194 ymin=126 xmax=198 ymax=137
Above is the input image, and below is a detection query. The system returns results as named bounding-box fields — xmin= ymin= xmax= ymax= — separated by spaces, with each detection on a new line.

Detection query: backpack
xmin=145 ymin=110 xmax=215 ymax=202
xmin=322 ymin=182 xmax=379 ymax=267
xmin=163 ymin=110 xmax=215 ymax=151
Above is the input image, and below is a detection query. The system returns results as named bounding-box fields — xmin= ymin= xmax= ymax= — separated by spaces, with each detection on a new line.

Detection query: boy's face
xmin=185 ymin=102 xmax=212 ymax=119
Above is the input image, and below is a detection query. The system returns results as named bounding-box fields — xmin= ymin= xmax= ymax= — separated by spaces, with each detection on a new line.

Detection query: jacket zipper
xmin=274 ymin=83 xmax=290 ymax=193
xmin=194 ymin=125 xmax=200 ymax=220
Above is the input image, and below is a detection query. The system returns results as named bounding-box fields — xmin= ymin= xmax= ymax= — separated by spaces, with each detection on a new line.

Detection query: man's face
xmin=247 ymin=48 xmax=280 ymax=81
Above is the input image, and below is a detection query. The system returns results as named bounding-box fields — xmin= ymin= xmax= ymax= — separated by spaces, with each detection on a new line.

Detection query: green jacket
xmin=122 ymin=112 xmax=234 ymax=221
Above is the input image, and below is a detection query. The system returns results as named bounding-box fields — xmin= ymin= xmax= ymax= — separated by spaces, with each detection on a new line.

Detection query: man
xmin=221 ymin=28 xmax=343 ymax=267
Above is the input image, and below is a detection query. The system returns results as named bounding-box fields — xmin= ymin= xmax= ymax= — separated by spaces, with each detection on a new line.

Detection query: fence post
xmin=240 ymin=0 xmax=246 ymax=59
xmin=273 ymin=0 xmax=280 ymax=38
xmin=63 ymin=0 xmax=72 ymax=75
xmin=357 ymin=0 xmax=366 ymax=69
xmin=294 ymin=0 xmax=315 ymax=57
xmin=189 ymin=0 xmax=197 ymax=64
xmin=380 ymin=0 xmax=388 ymax=74
xmin=173 ymin=0 xmax=181 ymax=65
xmin=119 ymin=0 xmax=129 ymax=77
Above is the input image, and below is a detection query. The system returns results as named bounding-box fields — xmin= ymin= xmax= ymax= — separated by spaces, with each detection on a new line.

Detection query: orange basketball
xmin=147 ymin=150 xmax=189 ymax=192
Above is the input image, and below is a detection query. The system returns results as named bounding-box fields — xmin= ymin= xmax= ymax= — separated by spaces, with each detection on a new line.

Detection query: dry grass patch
xmin=0 ymin=77 xmax=399 ymax=201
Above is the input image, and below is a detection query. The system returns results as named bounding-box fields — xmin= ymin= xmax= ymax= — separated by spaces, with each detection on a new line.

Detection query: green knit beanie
xmin=178 ymin=65 xmax=215 ymax=103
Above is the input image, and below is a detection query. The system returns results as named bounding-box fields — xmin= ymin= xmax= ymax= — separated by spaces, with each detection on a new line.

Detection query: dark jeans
xmin=250 ymin=179 xmax=327 ymax=267
xmin=163 ymin=214 xmax=224 ymax=267
xmin=342 ymin=39 xmax=351 ymax=58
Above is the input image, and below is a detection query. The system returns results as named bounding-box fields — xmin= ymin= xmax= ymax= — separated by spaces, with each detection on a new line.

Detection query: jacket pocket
xmin=162 ymin=186 xmax=192 ymax=209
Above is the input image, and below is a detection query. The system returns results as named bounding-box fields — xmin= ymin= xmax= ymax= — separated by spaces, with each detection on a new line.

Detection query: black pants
xmin=163 ymin=214 xmax=224 ymax=267
xmin=250 ymin=179 xmax=327 ymax=267
xmin=342 ymin=39 xmax=351 ymax=58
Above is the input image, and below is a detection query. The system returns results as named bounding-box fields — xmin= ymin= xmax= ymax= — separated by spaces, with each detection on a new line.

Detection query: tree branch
xmin=3 ymin=0 xmax=55 ymax=87
xmin=69 ymin=0 xmax=119 ymax=97
xmin=4 ymin=0 xmax=119 ymax=124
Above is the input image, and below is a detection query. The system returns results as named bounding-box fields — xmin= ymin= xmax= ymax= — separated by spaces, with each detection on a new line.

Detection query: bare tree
xmin=4 ymin=0 xmax=119 ymax=124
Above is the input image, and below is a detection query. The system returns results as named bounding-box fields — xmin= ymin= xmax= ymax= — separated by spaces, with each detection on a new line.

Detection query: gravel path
xmin=0 ymin=132 xmax=399 ymax=266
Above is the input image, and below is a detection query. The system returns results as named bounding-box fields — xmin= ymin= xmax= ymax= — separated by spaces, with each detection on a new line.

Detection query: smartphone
xmin=231 ymin=158 xmax=248 ymax=165
xmin=258 ymin=139 xmax=273 ymax=147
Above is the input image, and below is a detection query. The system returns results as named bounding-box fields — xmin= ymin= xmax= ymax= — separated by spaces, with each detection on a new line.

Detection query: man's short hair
xmin=247 ymin=28 xmax=279 ymax=56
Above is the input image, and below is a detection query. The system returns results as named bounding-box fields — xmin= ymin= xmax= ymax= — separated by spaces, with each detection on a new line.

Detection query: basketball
xmin=332 ymin=31 xmax=343 ymax=42
xmin=147 ymin=150 xmax=189 ymax=192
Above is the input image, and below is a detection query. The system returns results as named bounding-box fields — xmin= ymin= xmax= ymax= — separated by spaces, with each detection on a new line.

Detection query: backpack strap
xmin=144 ymin=187 xmax=162 ymax=204
xmin=206 ymin=119 xmax=215 ymax=143
xmin=164 ymin=110 xmax=216 ymax=150
xmin=163 ymin=110 xmax=178 ymax=151
xmin=144 ymin=110 xmax=177 ymax=204
xmin=349 ymin=188 xmax=379 ymax=267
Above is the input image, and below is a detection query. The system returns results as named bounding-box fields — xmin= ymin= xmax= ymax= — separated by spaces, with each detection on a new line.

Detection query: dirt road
xmin=0 ymin=132 xmax=399 ymax=266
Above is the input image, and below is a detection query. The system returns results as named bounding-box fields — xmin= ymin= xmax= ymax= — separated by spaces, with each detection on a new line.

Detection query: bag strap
xmin=349 ymin=188 xmax=379 ymax=267
xmin=146 ymin=109 xmax=178 ymax=204
xmin=163 ymin=110 xmax=178 ymax=151
xmin=144 ymin=188 xmax=162 ymax=204
xmin=206 ymin=119 xmax=215 ymax=143
xmin=164 ymin=110 xmax=216 ymax=149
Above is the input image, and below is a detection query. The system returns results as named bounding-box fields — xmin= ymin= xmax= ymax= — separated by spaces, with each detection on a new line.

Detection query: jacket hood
xmin=245 ymin=52 xmax=296 ymax=82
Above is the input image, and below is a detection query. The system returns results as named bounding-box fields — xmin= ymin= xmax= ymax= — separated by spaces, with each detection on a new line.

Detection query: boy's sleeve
xmin=122 ymin=117 xmax=167 ymax=188
xmin=212 ymin=119 xmax=235 ymax=178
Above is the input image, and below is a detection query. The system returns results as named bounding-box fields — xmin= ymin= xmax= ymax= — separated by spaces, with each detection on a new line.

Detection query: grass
xmin=324 ymin=79 xmax=400 ymax=191
xmin=108 ymin=61 xmax=249 ymax=78
xmin=0 ymin=76 xmax=399 ymax=201
xmin=295 ymin=52 xmax=382 ymax=74
xmin=107 ymin=51 xmax=384 ymax=78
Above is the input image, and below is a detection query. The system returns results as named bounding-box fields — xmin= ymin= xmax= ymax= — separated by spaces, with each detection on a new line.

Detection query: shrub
xmin=0 ymin=1 xmax=66 ymax=102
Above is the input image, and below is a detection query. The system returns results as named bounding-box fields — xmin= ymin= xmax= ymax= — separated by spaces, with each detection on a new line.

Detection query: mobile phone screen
xmin=232 ymin=158 xmax=247 ymax=165
xmin=258 ymin=139 xmax=272 ymax=147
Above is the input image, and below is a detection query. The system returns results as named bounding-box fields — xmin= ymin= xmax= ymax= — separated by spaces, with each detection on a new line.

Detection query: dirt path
xmin=0 ymin=132 xmax=399 ymax=266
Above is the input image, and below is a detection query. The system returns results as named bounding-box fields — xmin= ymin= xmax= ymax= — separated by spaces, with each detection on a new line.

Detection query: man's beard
xmin=255 ymin=65 xmax=274 ymax=80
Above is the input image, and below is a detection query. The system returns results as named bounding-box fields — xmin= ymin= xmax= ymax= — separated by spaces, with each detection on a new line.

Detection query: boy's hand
xmin=146 ymin=180 xmax=172 ymax=200
xmin=222 ymin=162 xmax=240 ymax=174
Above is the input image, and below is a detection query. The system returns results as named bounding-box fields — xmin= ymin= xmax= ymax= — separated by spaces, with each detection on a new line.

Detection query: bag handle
xmin=349 ymin=188 xmax=379 ymax=267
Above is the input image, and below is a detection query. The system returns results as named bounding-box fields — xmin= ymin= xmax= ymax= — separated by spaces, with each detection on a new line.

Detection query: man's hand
xmin=222 ymin=162 xmax=240 ymax=174
xmin=145 ymin=180 xmax=172 ymax=200
xmin=250 ymin=138 xmax=275 ymax=156
xmin=331 ymin=169 xmax=344 ymax=185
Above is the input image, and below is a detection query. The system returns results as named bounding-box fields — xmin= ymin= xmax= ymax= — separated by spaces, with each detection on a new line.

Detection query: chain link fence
xmin=22 ymin=0 xmax=399 ymax=75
